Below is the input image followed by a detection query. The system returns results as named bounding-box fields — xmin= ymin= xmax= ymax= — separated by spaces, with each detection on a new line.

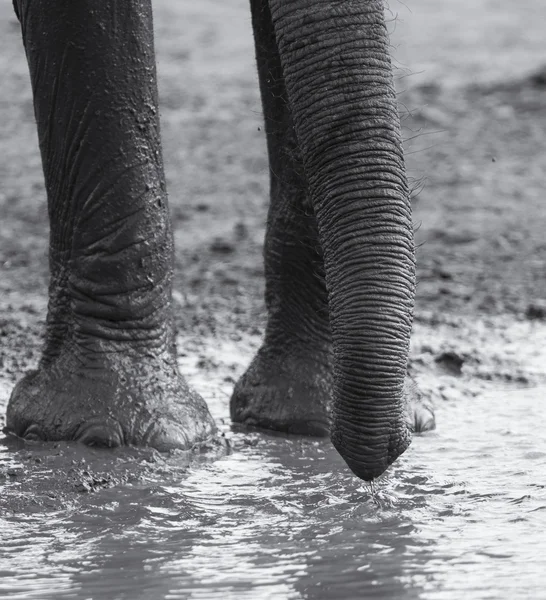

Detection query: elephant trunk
xmin=270 ymin=0 xmax=415 ymax=480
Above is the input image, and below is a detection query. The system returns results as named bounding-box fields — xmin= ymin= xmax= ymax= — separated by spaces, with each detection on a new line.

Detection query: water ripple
xmin=1 ymin=385 xmax=545 ymax=599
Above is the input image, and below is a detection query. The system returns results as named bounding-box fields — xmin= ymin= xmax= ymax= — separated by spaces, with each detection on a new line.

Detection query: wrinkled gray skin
xmin=6 ymin=0 xmax=434 ymax=482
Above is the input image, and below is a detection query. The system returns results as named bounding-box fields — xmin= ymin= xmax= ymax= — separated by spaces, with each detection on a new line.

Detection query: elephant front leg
xmin=230 ymin=182 xmax=334 ymax=436
xmin=230 ymin=0 xmax=333 ymax=436
xmin=6 ymin=0 xmax=215 ymax=449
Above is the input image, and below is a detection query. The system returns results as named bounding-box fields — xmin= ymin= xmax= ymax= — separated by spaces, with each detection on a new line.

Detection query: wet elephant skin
xmin=5 ymin=0 xmax=434 ymax=482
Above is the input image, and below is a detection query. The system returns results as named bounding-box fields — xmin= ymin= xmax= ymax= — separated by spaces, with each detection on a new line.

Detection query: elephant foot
xmin=404 ymin=377 xmax=436 ymax=433
xmin=5 ymin=352 xmax=216 ymax=450
xmin=230 ymin=347 xmax=434 ymax=439
xmin=230 ymin=350 xmax=333 ymax=436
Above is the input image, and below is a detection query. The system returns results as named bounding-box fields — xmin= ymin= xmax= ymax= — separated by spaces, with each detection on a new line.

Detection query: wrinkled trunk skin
xmin=270 ymin=0 xmax=415 ymax=480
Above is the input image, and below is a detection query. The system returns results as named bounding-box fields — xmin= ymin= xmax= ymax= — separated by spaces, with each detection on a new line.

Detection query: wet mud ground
xmin=0 ymin=0 xmax=546 ymax=598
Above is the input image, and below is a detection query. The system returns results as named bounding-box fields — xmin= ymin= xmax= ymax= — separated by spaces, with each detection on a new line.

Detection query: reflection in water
xmin=1 ymin=381 xmax=545 ymax=599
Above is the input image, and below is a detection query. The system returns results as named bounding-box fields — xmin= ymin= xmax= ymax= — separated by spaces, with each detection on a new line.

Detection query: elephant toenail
xmin=77 ymin=425 xmax=123 ymax=448
xmin=23 ymin=424 xmax=44 ymax=441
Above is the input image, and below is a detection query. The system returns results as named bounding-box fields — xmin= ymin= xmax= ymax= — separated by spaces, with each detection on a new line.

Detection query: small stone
xmin=234 ymin=222 xmax=248 ymax=240
xmin=530 ymin=66 xmax=546 ymax=87
xmin=74 ymin=482 xmax=91 ymax=493
xmin=525 ymin=300 xmax=546 ymax=320
xmin=434 ymin=266 xmax=453 ymax=280
xmin=210 ymin=238 xmax=235 ymax=254
xmin=435 ymin=351 xmax=464 ymax=376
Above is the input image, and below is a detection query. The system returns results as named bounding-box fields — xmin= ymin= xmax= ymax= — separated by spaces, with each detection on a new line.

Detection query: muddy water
xmin=0 ymin=344 xmax=545 ymax=600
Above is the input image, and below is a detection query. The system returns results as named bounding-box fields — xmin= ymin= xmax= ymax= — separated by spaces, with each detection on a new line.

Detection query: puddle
xmin=1 ymin=0 xmax=546 ymax=596
xmin=0 ymin=334 xmax=545 ymax=599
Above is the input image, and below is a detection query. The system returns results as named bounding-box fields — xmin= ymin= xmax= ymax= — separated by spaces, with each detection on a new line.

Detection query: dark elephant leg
xmin=230 ymin=0 xmax=333 ymax=436
xmin=235 ymin=0 xmax=434 ymax=480
xmin=6 ymin=0 xmax=215 ymax=448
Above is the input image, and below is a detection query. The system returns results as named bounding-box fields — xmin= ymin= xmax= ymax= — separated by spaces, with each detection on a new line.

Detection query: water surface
xmin=1 ymin=371 xmax=544 ymax=600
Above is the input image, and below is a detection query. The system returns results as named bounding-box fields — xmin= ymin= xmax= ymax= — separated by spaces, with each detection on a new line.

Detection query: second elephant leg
xmin=230 ymin=0 xmax=332 ymax=435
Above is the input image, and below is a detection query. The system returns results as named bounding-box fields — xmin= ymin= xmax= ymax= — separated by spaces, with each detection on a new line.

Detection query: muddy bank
xmin=1 ymin=310 xmax=544 ymax=514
